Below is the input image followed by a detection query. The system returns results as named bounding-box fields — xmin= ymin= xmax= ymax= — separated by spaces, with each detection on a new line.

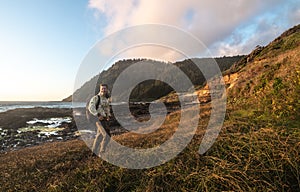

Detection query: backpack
xmin=86 ymin=95 xmax=101 ymax=123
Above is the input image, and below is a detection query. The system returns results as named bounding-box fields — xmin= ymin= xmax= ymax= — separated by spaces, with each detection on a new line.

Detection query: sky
xmin=0 ymin=0 xmax=299 ymax=101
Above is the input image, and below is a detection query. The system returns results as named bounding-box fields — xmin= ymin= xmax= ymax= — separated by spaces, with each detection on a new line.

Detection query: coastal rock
xmin=0 ymin=102 xmax=180 ymax=152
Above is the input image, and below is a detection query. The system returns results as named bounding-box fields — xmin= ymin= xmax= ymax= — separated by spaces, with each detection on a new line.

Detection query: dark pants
xmin=92 ymin=119 xmax=111 ymax=155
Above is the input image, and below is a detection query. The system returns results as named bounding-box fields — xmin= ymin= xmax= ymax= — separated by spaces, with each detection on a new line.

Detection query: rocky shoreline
xmin=0 ymin=102 xmax=180 ymax=152
xmin=0 ymin=107 xmax=77 ymax=152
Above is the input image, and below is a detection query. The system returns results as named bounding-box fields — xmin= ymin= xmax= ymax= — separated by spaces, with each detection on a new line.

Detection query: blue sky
xmin=0 ymin=0 xmax=299 ymax=101
xmin=0 ymin=0 xmax=97 ymax=101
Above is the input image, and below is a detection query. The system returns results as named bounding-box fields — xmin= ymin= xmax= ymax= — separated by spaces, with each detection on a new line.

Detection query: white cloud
xmin=211 ymin=1 xmax=300 ymax=56
xmin=88 ymin=0 xmax=299 ymax=59
xmin=88 ymin=0 xmax=138 ymax=34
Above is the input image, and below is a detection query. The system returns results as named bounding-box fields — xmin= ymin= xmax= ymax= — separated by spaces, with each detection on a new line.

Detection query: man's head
xmin=99 ymin=84 xmax=108 ymax=97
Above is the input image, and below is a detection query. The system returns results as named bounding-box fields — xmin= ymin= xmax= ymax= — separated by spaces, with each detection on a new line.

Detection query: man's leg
xmin=99 ymin=120 xmax=111 ymax=152
xmin=92 ymin=122 xmax=103 ymax=155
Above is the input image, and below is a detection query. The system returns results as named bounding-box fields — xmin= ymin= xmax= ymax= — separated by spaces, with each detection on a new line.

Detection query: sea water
xmin=0 ymin=101 xmax=86 ymax=113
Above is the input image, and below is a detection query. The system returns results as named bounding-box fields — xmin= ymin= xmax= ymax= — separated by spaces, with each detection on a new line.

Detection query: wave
xmin=0 ymin=101 xmax=86 ymax=113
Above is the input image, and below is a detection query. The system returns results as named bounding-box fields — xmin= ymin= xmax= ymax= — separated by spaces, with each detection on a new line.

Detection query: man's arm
xmin=88 ymin=96 xmax=99 ymax=116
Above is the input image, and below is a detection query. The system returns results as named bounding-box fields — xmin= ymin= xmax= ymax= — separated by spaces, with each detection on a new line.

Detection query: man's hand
xmin=97 ymin=113 xmax=105 ymax=121
xmin=98 ymin=116 xmax=105 ymax=121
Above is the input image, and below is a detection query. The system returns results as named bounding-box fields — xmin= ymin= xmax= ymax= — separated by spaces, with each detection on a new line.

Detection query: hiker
xmin=88 ymin=84 xmax=112 ymax=155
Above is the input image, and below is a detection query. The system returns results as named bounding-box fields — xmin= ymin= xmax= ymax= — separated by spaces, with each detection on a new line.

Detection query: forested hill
xmin=63 ymin=55 xmax=243 ymax=102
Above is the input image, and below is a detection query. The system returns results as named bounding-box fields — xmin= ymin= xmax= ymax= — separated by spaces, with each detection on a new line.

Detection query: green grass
xmin=256 ymin=28 xmax=300 ymax=59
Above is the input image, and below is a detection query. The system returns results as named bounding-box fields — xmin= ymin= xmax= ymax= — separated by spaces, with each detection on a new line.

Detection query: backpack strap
xmin=95 ymin=95 xmax=101 ymax=110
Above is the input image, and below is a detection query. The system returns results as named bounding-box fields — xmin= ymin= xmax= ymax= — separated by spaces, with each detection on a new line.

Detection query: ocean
xmin=0 ymin=101 xmax=86 ymax=113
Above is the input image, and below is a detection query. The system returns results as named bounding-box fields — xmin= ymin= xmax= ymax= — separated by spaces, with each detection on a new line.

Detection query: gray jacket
xmin=88 ymin=95 xmax=111 ymax=117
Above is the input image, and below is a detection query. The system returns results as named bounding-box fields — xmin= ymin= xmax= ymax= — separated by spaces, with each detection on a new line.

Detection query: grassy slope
xmin=1 ymin=25 xmax=300 ymax=191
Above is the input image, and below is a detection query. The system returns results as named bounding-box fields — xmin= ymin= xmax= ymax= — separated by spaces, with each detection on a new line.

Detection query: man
xmin=88 ymin=84 xmax=112 ymax=155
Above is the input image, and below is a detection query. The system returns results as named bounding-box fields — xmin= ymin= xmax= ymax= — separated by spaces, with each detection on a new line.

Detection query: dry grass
xmin=0 ymin=26 xmax=299 ymax=191
xmin=0 ymin=97 xmax=299 ymax=191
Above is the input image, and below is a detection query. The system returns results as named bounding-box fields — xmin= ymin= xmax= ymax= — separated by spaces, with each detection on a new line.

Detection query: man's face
xmin=100 ymin=85 xmax=107 ymax=96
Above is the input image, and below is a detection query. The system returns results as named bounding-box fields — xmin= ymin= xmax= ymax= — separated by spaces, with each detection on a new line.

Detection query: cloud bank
xmin=88 ymin=0 xmax=300 ymax=60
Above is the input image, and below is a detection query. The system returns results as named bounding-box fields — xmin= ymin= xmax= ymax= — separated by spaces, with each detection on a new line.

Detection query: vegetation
xmin=68 ymin=56 xmax=243 ymax=102
xmin=1 ymin=25 xmax=300 ymax=191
